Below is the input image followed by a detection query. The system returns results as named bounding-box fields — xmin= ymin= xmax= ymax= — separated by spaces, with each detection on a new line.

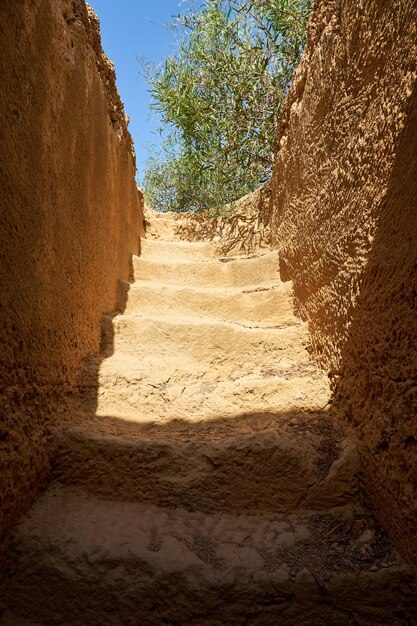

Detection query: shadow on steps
xmin=1 ymin=226 xmax=416 ymax=624
xmin=50 ymin=408 xmax=362 ymax=516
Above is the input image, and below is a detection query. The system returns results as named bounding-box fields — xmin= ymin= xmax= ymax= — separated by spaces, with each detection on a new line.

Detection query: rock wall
xmin=335 ymin=81 xmax=417 ymax=569
xmin=270 ymin=0 xmax=417 ymax=568
xmin=0 ymin=0 xmax=144 ymax=553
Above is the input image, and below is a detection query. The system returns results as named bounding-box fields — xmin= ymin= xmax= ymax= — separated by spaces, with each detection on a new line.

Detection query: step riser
xmin=146 ymin=217 xmax=181 ymax=241
xmin=101 ymin=319 xmax=306 ymax=368
xmin=124 ymin=285 xmax=295 ymax=326
xmin=141 ymin=238 xmax=217 ymax=260
xmin=4 ymin=561 xmax=415 ymax=626
xmin=52 ymin=433 xmax=361 ymax=514
xmin=133 ymin=254 xmax=278 ymax=288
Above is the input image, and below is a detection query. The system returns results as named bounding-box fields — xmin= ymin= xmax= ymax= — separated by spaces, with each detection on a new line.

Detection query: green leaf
xmin=142 ymin=0 xmax=311 ymax=212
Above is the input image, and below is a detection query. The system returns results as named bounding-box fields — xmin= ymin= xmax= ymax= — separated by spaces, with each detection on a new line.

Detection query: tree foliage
xmin=142 ymin=0 xmax=311 ymax=213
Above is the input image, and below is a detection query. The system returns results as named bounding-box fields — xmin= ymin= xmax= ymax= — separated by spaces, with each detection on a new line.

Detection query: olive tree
xmin=142 ymin=0 xmax=311 ymax=213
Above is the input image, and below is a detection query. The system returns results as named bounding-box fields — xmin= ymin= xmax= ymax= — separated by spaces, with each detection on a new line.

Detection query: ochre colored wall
xmin=270 ymin=0 xmax=417 ymax=568
xmin=0 ymin=0 xmax=144 ymax=552
xmin=333 ymin=84 xmax=417 ymax=570
xmin=270 ymin=0 xmax=416 ymax=369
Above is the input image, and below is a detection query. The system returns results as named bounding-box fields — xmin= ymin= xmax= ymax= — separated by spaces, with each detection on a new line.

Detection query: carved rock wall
xmin=270 ymin=0 xmax=417 ymax=568
xmin=0 ymin=0 xmax=144 ymax=552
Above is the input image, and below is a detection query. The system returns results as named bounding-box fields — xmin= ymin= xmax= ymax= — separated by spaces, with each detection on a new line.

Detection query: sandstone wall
xmin=0 ymin=0 xmax=144 ymax=552
xmin=270 ymin=0 xmax=417 ymax=567
xmin=334 ymin=82 xmax=417 ymax=571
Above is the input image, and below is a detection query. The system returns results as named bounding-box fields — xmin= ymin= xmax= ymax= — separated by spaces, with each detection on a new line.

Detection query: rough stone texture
xmin=146 ymin=184 xmax=272 ymax=256
xmin=2 ymin=486 xmax=416 ymax=626
xmin=270 ymin=0 xmax=416 ymax=369
xmin=333 ymin=83 xmax=417 ymax=571
xmin=269 ymin=0 xmax=417 ymax=569
xmin=0 ymin=0 xmax=144 ymax=555
xmin=2 ymin=214 xmax=416 ymax=624
xmin=52 ymin=413 xmax=361 ymax=515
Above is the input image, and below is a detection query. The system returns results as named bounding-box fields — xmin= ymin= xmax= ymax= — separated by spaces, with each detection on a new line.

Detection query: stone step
xmin=85 ymin=360 xmax=330 ymax=423
xmin=100 ymin=315 xmax=306 ymax=370
xmin=124 ymin=281 xmax=295 ymax=327
xmin=132 ymin=251 xmax=278 ymax=288
xmin=52 ymin=412 xmax=359 ymax=514
xmin=2 ymin=486 xmax=416 ymax=625
xmin=145 ymin=214 xmax=183 ymax=241
xmin=141 ymin=237 xmax=217 ymax=261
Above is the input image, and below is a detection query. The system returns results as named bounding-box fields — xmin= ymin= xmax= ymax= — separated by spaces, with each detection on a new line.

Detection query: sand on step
xmin=2 ymin=486 xmax=416 ymax=626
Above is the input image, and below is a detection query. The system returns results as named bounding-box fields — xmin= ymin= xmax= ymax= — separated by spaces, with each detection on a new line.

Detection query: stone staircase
xmin=1 ymin=214 xmax=416 ymax=624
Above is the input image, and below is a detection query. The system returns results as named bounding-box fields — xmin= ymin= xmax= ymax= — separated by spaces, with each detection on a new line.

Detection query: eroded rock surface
xmin=1 ymin=213 xmax=415 ymax=624
xmin=0 ymin=0 xmax=143 ymax=554
xmin=2 ymin=486 xmax=415 ymax=626
xmin=269 ymin=0 xmax=417 ymax=571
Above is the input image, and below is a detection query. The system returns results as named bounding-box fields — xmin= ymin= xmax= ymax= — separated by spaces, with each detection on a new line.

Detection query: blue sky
xmin=88 ymin=0 xmax=183 ymax=183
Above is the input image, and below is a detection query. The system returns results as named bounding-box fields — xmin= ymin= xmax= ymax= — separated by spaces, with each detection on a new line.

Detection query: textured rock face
xmin=334 ymin=84 xmax=417 ymax=570
xmin=0 ymin=0 xmax=144 ymax=553
xmin=270 ymin=0 xmax=417 ymax=568
xmin=3 ymin=213 xmax=416 ymax=624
